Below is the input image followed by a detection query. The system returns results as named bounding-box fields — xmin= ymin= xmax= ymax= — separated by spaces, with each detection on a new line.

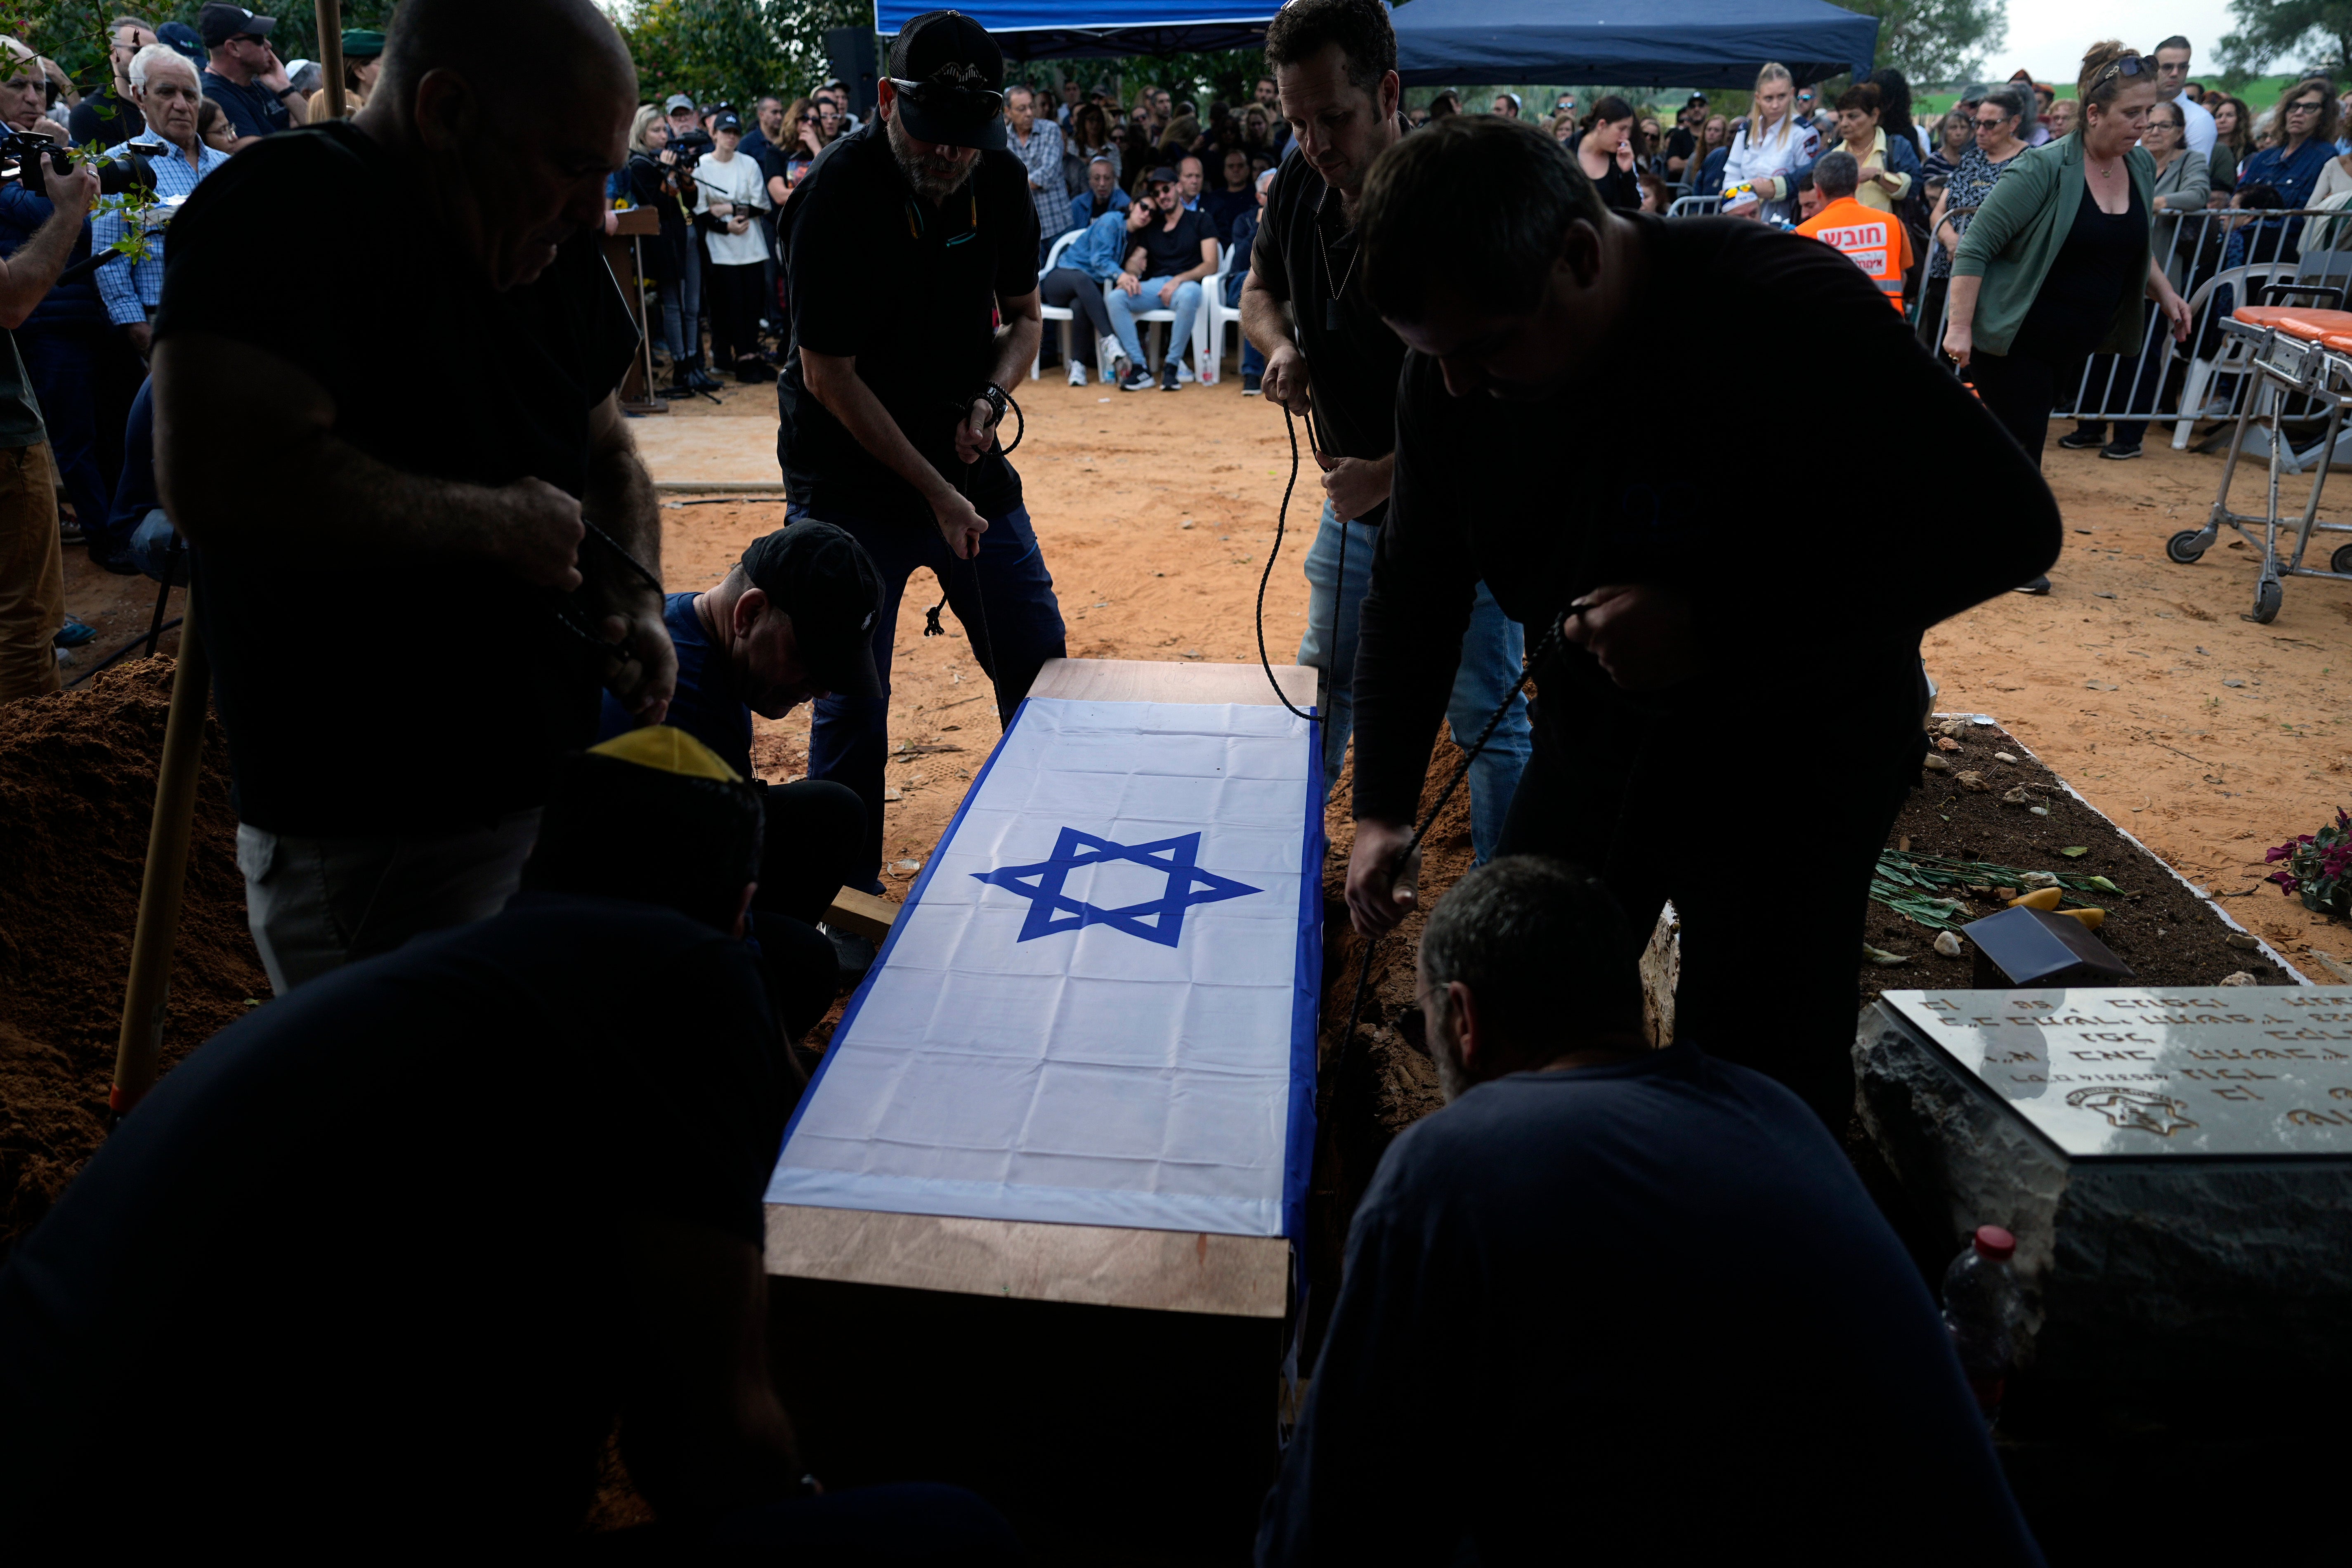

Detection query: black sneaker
xmin=2100 ymin=442 xmax=2142 ymax=461
xmin=2014 ymin=574 xmax=2052 ymax=595
xmin=1160 ymin=361 xmax=1180 ymax=392
xmin=1118 ymin=363 xmax=1153 ymax=392
xmin=2057 ymin=426 xmax=2107 ymax=450
xmin=1242 ymin=372 xmax=1262 ymax=395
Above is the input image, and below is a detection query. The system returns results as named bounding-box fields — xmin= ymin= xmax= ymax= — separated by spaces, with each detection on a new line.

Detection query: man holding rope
xmin=778 ymin=9 xmax=1066 ymax=925
xmin=154 ymin=0 xmax=671 ymax=992
xmin=1240 ymin=0 xmax=1529 ymax=863
xmin=1342 ymin=118 xmax=2059 ymax=1122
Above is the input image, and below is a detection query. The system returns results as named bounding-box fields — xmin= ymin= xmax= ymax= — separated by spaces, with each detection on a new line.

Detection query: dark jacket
xmin=0 ymin=182 xmax=103 ymax=333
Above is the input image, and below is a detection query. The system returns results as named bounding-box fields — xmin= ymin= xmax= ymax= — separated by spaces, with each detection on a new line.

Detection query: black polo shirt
xmin=779 ymin=122 xmax=1039 ymax=525
xmin=201 ymin=67 xmax=288 ymax=139
xmin=1249 ymin=131 xmax=1409 ymax=527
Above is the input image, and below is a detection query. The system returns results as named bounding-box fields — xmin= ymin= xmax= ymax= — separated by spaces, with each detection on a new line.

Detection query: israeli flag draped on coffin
xmin=767 ymin=698 xmax=1322 ymax=1240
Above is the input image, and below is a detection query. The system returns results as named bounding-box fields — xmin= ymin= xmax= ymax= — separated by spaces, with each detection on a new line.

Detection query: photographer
xmin=0 ymin=135 xmax=99 ymax=703
xmin=151 ymin=0 xmax=675 ymax=991
xmin=661 ymin=91 xmax=709 ymax=370
xmin=92 ymin=45 xmax=228 ymax=364
xmin=691 ymin=110 xmax=771 ymax=383
xmin=627 ymin=104 xmax=717 ymax=392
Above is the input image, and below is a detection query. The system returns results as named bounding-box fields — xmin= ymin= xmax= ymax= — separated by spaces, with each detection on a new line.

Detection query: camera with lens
xmin=0 ymin=132 xmax=161 ymax=197
xmin=669 ymin=128 xmax=715 ymax=170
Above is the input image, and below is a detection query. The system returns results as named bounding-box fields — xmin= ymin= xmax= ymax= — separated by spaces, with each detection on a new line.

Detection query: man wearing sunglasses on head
xmin=777 ymin=9 xmax=1066 ymax=926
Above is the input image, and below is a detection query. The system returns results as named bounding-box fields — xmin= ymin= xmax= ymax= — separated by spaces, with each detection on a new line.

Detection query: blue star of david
xmin=972 ymin=827 xmax=1263 ymax=947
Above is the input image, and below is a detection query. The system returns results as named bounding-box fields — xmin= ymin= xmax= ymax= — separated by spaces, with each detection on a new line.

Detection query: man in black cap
xmin=155 ymin=0 xmax=674 ymax=993
xmin=779 ymin=7 xmax=1065 ymax=901
xmin=1664 ymin=91 xmax=1708 ymax=184
xmin=598 ymin=521 xmax=876 ymax=1002
xmin=197 ymin=2 xmax=307 ymax=147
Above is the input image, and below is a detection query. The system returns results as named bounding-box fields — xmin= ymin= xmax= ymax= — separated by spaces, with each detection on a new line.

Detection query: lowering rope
xmin=1247 ymin=396 xmax=1577 ymax=1119
xmin=921 ymin=392 xmax=1023 ymax=691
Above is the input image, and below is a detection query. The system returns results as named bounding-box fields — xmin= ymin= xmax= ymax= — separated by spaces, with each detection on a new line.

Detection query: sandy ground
xmin=54 ymin=375 xmax=2352 ymax=966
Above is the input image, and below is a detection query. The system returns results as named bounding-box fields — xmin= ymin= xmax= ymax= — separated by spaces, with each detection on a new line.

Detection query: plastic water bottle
xmin=1941 ymin=1225 xmax=2021 ymax=1427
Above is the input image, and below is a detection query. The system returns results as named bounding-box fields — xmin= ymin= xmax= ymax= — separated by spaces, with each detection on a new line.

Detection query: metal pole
xmin=109 ymin=587 xmax=209 ymax=1118
xmin=316 ymin=0 xmax=346 ymax=120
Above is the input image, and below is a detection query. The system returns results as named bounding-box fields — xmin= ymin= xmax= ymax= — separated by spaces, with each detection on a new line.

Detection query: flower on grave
xmin=2268 ymin=811 xmax=2352 ymax=912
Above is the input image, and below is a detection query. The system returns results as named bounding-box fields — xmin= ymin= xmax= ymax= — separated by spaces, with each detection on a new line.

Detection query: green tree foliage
xmin=1828 ymin=0 xmax=2008 ymax=86
xmin=0 ymin=2 xmax=397 ymax=94
xmin=2220 ymin=0 xmax=2352 ymax=83
xmin=616 ymin=0 xmax=870 ymax=111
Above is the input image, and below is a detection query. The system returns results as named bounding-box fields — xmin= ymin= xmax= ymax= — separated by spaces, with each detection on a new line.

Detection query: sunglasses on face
xmin=2289 ymin=100 xmax=2325 ymax=115
xmin=888 ymin=77 xmax=1006 ymax=115
xmin=1974 ymin=116 xmax=2007 ymax=128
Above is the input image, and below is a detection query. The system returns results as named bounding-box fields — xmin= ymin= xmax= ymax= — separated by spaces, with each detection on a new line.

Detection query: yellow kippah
xmin=589 ymin=726 xmax=744 ymax=784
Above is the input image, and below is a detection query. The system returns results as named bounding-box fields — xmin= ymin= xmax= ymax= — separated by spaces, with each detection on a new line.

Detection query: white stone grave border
xmin=1932 ymin=713 xmax=2312 ymax=987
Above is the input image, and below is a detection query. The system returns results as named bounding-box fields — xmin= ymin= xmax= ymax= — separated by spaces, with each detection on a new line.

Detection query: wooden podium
xmin=767 ymin=657 xmax=1319 ymax=1559
xmin=601 ymin=206 xmax=666 ymax=416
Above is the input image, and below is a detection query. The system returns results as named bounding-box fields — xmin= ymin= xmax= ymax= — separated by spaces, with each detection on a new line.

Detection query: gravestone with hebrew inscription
xmin=1856 ymin=988 xmax=2352 ymax=1375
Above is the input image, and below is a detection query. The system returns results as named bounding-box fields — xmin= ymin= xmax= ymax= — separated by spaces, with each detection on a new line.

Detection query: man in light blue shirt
xmin=1005 ymin=83 xmax=1068 ymax=261
xmin=91 ymin=43 xmax=229 ymax=360
xmin=1066 ymin=153 xmax=1128 ymax=232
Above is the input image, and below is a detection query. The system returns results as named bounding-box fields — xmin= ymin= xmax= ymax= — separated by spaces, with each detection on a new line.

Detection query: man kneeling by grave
xmin=1259 ymin=857 xmax=2045 ymax=1564
xmin=599 ymin=520 xmax=883 ymax=992
xmin=0 ymin=729 xmax=1018 ymax=1560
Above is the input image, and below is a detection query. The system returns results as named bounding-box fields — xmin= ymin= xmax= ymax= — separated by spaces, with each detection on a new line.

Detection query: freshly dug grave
xmin=0 ymin=660 xmax=269 ymax=1250
xmin=1859 ymin=718 xmax=2288 ymax=1002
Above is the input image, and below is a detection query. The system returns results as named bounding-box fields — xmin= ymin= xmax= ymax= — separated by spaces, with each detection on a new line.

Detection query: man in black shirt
xmin=1260 ymin=857 xmax=2047 ymax=1564
xmin=1242 ymin=0 xmax=1530 ymax=864
xmin=66 ymin=15 xmax=156 ymax=147
xmin=1663 ymin=90 xmax=1707 ymax=183
xmin=0 ymin=729 xmax=1021 ymax=1559
xmin=1105 ymin=163 xmax=1219 ymax=391
xmin=196 ymin=3 xmax=307 ymax=148
xmin=154 ymin=0 xmax=673 ymax=992
xmin=779 ymin=9 xmax=1065 ymax=894
xmin=1343 ymin=118 xmax=2059 ymax=1122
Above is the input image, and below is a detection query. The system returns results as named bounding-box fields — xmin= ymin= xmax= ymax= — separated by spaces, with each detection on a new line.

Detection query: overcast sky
xmin=2001 ymin=0 xmax=2242 ymax=83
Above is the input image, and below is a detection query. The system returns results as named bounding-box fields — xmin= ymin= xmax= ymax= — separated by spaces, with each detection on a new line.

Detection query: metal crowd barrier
xmin=1668 ymin=197 xmax=2352 ymax=440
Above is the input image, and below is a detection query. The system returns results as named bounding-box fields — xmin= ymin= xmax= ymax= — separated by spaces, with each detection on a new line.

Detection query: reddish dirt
xmin=0 ymin=659 xmax=268 ymax=1249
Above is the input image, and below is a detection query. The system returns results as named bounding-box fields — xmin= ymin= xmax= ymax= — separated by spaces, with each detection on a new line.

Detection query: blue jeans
xmin=1224 ymin=267 xmax=1264 ymax=377
xmin=17 ymin=325 xmax=105 ymax=534
xmin=1106 ymin=276 xmax=1201 ymax=369
xmin=795 ymin=499 xmax=1068 ymax=888
xmin=1296 ymin=501 xmax=1531 ymax=864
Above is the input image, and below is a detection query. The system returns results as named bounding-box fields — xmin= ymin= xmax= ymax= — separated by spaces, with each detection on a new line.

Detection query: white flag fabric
xmin=767 ymin=697 xmax=1322 ymax=1239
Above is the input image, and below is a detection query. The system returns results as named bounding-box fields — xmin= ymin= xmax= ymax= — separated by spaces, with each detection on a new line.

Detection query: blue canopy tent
xmin=872 ymin=0 xmax=1278 ymax=61
xmin=1392 ymin=0 xmax=1879 ymax=89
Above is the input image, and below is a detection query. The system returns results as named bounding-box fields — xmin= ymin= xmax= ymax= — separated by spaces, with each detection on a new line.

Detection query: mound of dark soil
xmin=0 ymin=659 xmax=267 ymax=1249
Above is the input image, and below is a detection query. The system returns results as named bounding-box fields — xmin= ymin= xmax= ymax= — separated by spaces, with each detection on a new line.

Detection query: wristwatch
xmin=973 ymin=382 xmax=1008 ymax=427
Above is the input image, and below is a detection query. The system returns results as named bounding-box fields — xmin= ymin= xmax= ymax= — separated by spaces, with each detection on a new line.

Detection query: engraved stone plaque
xmin=1880 ymin=988 xmax=2352 ymax=1158
xmin=1854 ymin=990 xmax=2352 ymax=1375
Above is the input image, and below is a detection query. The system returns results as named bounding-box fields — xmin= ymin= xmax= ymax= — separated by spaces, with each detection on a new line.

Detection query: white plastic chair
xmin=1030 ymin=228 xmax=1082 ymax=380
xmin=2170 ymin=261 xmax=2297 ymax=450
xmin=1201 ymin=238 xmax=1239 ymax=379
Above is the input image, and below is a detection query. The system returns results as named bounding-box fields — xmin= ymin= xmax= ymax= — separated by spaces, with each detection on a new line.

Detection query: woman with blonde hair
xmin=1719 ymin=62 xmax=1819 ymax=223
xmin=623 ymin=102 xmax=714 ymax=392
xmin=1946 ymin=42 xmax=2191 ymax=581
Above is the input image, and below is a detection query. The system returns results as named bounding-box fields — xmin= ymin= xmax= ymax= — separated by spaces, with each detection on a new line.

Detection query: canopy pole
xmin=317 ymin=0 xmax=345 ymax=119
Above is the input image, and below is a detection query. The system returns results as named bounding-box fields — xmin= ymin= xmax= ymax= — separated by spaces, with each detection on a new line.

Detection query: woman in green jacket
xmin=1945 ymin=40 xmax=2193 ymax=593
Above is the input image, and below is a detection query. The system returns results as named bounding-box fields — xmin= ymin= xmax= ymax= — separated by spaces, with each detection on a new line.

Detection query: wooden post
xmin=316 ymin=0 xmax=345 ymax=120
xmin=109 ymin=590 xmax=210 ymax=1117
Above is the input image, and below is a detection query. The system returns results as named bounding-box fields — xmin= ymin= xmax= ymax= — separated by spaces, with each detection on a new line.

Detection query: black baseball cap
xmin=713 ymin=111 xmax=741 ymax=133
xmin=200 ymin=4 xmax=274 ymax=47
xmin=740 ymin=522 xmax=884 ymax=699
xmin=886 ymin=9 xmax=1007 ymax=151
xmin=1147 ymin=165 xmax=1178 ymax=185
xmin=1686 ymin=91 xmax=1709 ymax=104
